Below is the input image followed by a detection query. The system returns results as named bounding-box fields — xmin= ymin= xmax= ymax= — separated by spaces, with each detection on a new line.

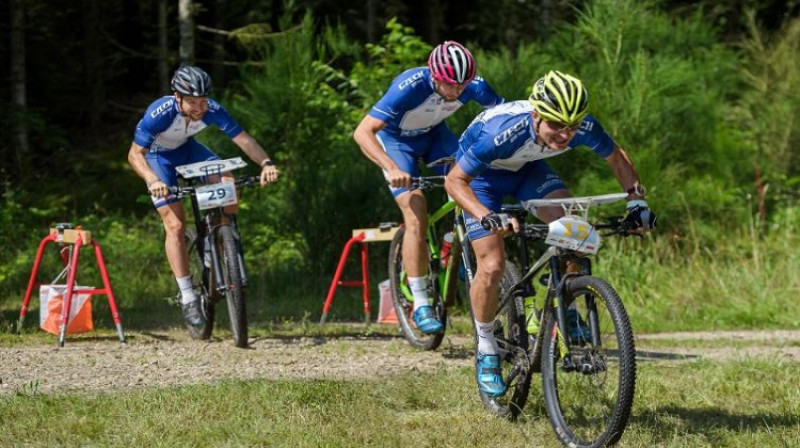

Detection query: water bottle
xmin=524 ymin=296 xmax=539 ymax=334
xmin=440 ymin=231 xmax=454 ymax=268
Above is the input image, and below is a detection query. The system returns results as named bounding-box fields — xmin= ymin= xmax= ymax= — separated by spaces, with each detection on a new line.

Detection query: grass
xmin=0 ymin=344 xmax=797 ymax=448
xmin=1 ymin=214 xmax=799 ymax=447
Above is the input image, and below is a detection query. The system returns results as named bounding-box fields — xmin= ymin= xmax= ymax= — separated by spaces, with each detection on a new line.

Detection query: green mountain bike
xmin=387 ymin=174 xmax=466 ymax=351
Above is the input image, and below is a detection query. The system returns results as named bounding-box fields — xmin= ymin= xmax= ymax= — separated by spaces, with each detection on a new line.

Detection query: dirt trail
xmin=1 ymin=330 xmax=798 ymax=396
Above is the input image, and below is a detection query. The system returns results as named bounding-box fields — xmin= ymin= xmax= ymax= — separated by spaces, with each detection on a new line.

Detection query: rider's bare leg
xmin=470 ymin=233 xmax=506 ymax=355
xmin=396 ymin=189 xmax=429 ymax=309
xmin=158 ymin=202 xmax=194 ymax=304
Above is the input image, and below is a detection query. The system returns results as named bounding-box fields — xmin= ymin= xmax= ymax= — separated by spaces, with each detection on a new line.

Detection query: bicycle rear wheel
xmin=217 ymin=225 xmax=248 ymax=348
xmin=478 ymin=261 xmax=533 ymax=419
xmin=541 ymin=275 xmax=636 ymax=447
xmin=184 ymin=229 xmax=215 ymax=340
xmin=388 ymin=226 xmax=446 ymax=351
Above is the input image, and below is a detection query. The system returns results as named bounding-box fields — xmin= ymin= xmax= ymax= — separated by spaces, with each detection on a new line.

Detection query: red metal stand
xmin=19 ymin=227 xmax=126 ymax=347
xmin=320 ymin=232 xmax=370 ymax=324
xmin=319 ymin=225 xmax=400 ymax=325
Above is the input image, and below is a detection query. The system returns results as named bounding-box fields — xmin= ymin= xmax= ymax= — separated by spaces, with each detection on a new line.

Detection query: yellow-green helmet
xmin=529 ymin=70 xmax=589 ymax=125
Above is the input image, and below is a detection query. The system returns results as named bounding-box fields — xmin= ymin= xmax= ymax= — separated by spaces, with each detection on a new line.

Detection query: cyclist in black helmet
xmin=127 ymin=65 xmax=279 ymax=328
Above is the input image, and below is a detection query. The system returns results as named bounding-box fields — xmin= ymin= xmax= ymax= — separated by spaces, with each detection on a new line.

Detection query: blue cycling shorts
xmin=464 ymin=160 xmax=567 ymax=241
xmin=377 ymin=124 xmax=457 ymax=197
xmin=145 ymin=138 xmax=220 ymax=208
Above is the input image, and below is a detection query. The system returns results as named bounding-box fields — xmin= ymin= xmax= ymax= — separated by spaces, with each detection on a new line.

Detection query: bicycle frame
xmin=172 ymin=158 xmax=254 ymax=298
xmin=497 ymin=194 xmax=629 ymax=365
xmin=186 ymin=190 xmax=247 ymax=297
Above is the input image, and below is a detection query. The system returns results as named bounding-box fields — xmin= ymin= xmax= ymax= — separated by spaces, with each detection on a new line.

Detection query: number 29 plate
xmin=196 ymin=182 xmax=238 ymax=210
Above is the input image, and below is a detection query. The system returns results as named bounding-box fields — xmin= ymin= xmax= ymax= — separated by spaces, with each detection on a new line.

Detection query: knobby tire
xmin=218 ymin=225 xmax=248 ymax=348
xmin=388 ymin=226 xmax=446 ymax=351
xmin=541 ymin=275 xmax=636 ymax=448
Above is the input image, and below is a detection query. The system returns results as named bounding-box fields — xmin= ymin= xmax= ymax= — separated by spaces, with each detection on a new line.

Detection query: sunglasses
xmin=545 ymin=120 xmax=581 ymax=133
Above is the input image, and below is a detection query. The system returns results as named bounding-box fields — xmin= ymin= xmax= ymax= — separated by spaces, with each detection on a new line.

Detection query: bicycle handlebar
xmin=385 ymin=176 xmax=446 ymax=191
xmin=516 ymin=216 xmax=639 ymax=240
xmin=167 ymin=175 xmax=261 ymax=199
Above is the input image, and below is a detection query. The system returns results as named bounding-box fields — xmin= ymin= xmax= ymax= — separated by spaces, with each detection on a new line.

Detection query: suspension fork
xmin=442 ymin=232 xmax=462 ymax=307
xmin=575 ymin=257 xmax=602 ymax=346
xmin=205 ymin=212 xmax=228 ymax=295
xmin=227 ymin=213 xmax=248 ymax=287
xmin=550 ymin=257 xmax=571 ymax=347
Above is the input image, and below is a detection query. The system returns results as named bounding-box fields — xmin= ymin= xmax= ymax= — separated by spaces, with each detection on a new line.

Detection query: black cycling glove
xmin=623 ymin=200 xmax=657 ymax=230
xmin=480 ymin=213 xmax=512 ymax=231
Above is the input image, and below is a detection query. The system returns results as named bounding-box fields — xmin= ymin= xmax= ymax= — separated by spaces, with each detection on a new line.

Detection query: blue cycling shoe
xmin=476 ymin=353 xmax=506 ymax=397
xmin=567 ymin=309 xmax=592 ymax=343
xmin=412 ymin=306 xmax=444 ymax=334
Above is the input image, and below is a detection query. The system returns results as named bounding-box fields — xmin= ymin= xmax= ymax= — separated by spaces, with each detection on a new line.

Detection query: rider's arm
xmin=127 ymin=142 xmax=168 ymax=197
xmin=446 ymin=164 xmax=517 ymax=235
xmin=604 ymin=143 xmax=645 ymax=200
xmin=231 ymin=131 xmax=278 ymax=186
xmin=353 ymin=115 xmax=410 ymax=188
xmin=445 ymin=164 xmax=491 ymax=220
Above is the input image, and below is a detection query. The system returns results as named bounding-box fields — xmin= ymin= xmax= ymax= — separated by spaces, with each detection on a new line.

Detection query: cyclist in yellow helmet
xmin=446 ymin=70 xmax=656 ymax=396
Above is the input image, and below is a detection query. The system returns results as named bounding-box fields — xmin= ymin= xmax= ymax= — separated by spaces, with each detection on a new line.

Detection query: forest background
xmin=1 ymin=0 xmax=799 ymax=331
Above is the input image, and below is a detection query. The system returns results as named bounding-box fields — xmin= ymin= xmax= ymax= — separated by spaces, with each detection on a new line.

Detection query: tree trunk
xmin=178 ymin=0 xmax=195 ymax=65
xmin=82 ymin=0 xmax=102 ymax=129
xmin=10 ymin=0 xmax=30 ymax=170
xmin=211 ymin=0 xmax=226 ymax=88
xmin=366 ymin=0 xmax=377 ymax=43
xmin=422 ymin=0 xmax=444 ymax=44
xmin=158 ymin=0 xmax=169 ymax=94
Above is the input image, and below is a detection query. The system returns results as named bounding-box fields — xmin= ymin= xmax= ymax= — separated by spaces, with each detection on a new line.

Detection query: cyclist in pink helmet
xmin=354 ymin=41 xmax=503 ymax=334
xmin=428 ymin=40 xmax=477 ymax=86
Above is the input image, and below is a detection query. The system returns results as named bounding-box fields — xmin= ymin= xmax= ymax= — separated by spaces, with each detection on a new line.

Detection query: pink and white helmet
xmin=428 ymin=41 xmax=476 ymax=85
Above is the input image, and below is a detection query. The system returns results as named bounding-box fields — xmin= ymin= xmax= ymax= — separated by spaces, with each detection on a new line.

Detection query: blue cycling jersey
xmin=369 ymin=67 xmax=503 ymax=137
xmin=456 ymin=100 xmax=614 ymax=177
xmin=133 ymin=96 xmax=243 ymax=151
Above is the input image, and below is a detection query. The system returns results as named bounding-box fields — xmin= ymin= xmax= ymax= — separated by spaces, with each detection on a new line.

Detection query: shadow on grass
xmin=634 ymin=406 xmax=799 ymax=444
xmin=636 ymin=349 xmax=699 ymax=361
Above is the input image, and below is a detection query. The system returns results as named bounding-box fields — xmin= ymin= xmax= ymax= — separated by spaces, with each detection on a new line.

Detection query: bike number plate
xmin=196 ymin=182 xmax=238 ymax=210
xmin=546 ymin=217 xmax=601 ymax=255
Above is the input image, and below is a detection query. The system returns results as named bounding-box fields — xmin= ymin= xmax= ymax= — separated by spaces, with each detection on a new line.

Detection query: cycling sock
xmin=408 ymin=276 xmax=430 ymax=310
xmin=176 ymin=275 xmax=197 ymax=305
xmin=475 ymin=319 xmax=499 ymax=355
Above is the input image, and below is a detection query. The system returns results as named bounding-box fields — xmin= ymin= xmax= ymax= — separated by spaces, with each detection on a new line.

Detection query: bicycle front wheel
xmin=541 ymin=275 xmax=636 ymax=448
xmin=388 ymin=226 xmax=446 ymax=351
xmin=478 ymin=261 xmax=533 ymax=419
xmin=184 ymin=229 xmax=215 ymax=340
xmin=217 ymin=225 xmax=248 ymax=348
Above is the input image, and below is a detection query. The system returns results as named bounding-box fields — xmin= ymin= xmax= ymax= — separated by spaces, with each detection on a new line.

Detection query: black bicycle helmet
xmin=171 ymin=65 xmax=212 ymax=97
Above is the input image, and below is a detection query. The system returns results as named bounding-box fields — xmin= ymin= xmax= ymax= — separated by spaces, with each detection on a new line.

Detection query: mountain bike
xmin=480 ymin=193 xmax=638 ymax=448
xmin=388 ymin=174 xmax=464 ymax=351
xmin=171 ymin=157 xmax=257 ymax=348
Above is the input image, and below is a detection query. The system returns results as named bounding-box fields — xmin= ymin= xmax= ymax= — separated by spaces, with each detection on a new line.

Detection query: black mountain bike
xmin=172 ymin=157 xmax=256 ymax=348
xmin=478 ymin=193 xmax=639 ymax=448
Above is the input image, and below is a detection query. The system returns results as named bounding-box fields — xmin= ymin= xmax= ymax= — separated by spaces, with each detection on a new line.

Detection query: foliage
xmin=4 ymin=1 xmax=800 ymax=327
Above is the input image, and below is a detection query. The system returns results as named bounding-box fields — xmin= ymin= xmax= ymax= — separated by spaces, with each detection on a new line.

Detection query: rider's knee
xmin=478 ymin=255 xmax=505 ymax=280
xmin=162 ymin=217 xmax=186 ymax=237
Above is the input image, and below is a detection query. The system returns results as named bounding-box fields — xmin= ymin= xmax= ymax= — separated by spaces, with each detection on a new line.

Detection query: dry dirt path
xmin=1 ymin=329 xmax=798 ymax=396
